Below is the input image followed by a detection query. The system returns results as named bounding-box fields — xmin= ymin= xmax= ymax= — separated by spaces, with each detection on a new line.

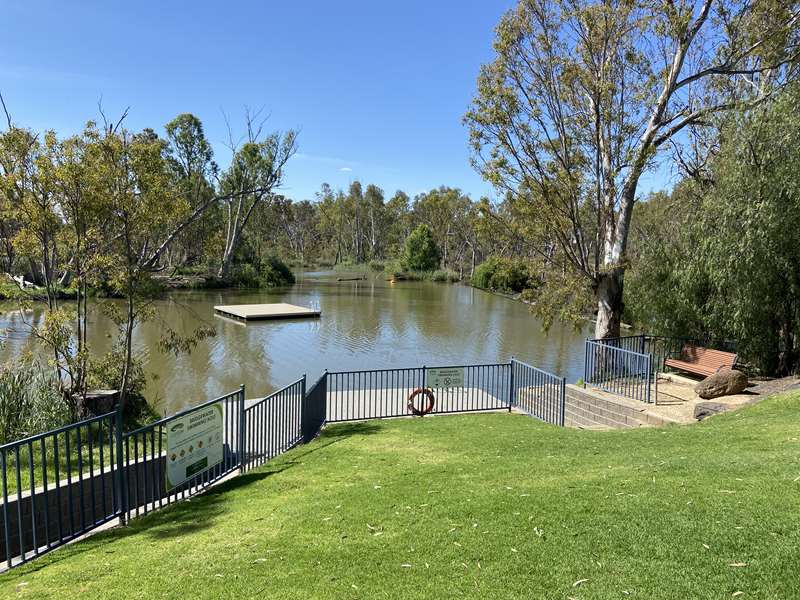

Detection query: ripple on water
xmin=2 ymin=276 xmax=592 ymax=414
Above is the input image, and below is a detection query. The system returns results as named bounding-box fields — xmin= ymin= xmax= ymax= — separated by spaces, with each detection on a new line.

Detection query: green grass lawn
xmin=2 ymin=421 xmax=152 ymax=496
xmin=2 ymin=393 xmax=800 ymax=599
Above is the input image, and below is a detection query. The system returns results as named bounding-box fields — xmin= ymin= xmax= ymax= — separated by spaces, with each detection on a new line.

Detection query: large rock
xmin=694 ymin=368 xmax=748 ymax=399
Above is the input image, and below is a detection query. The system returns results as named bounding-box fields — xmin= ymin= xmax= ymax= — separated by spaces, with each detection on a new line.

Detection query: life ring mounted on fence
xmin=407 ymin=387 xmax=435 ymax=416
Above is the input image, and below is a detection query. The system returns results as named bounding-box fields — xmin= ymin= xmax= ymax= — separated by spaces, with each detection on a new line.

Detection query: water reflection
xmin=0 ymin=271 xmax=591 ymax=414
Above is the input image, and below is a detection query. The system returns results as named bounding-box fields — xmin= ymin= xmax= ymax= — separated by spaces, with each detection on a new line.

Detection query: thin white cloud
xmin=339 ymin=167 xmax=353 ymax=172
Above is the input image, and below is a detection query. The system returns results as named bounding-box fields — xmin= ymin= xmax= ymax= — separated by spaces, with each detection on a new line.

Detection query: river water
xmin=0 ymin=271 xmax=591 ymax=415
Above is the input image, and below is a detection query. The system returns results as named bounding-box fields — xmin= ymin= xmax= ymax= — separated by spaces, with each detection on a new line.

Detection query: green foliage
xmin=88 ymin=347 xmax=147 ymax=400
xmin=0 ymin=361 xmax=69 ymax=444
xmin=401 ymin=224 xmax=440 ymax=272
xmin=471 ymin=256 xmax=532 ymax=293
xmin=430 ymin=269 xmax=459 ymax=283
xmin=87 ymin=347 xmax=159 ymax=424
xmin=259 ymin=255 xmax=296 ymax=287
xmin=230 ymin=256 xmax=295 ymax=288
xmin=368 ymin=260 xmax=385 ymax=272
xmin=626 ymin=85 xmax=800 ymax=375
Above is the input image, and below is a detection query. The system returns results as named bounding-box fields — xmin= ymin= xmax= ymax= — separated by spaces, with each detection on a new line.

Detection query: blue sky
xmin=2 ymin=1 xmax=672 ymax=201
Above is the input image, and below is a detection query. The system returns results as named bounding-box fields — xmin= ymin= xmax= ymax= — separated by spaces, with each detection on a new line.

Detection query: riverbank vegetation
xmin=625 ymin=84 xmax=800 ymax=376
xmin=3 ymin=392 xmax=800 ymax=598
xmin=466 ymin=0 xmax=799 ymax=343
xmin=2 ymin=0 xmax=800 ymax=426
xmin=0 ymin=107 xmax=294 ymax=418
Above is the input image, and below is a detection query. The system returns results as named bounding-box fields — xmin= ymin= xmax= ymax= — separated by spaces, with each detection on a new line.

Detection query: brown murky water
xmin=0 ymin=271 xmax=590 ymax=415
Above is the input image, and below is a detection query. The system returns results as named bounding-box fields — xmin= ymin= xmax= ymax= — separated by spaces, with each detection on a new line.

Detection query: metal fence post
xmin=300 ymin=374 xmax=308 ymax=441
xmin=320 ymin=370 xmax=328 ymax=429
xmin=645 ymin=356 xmax=652 ymax=404
xmin=508 ymin=358 xmax=515 ymax=412
xmin=115 ymin=401 xmax=127 ymax=525
xmin=583 ymin=339 xmax=589 ymax=387
xmin=238 ymin=384 xmax=246 ymax=473
xmin=560 ymin=377 xmax=566 ymax=426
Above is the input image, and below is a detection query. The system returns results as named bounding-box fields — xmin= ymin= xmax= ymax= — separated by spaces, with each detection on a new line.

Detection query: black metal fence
xmin=121 ymin=388 xmax=244 ymax=522
xmin=644 ymin=335 xmax=737 ymax=373
xmin=584 ymin=339 xmax=654 ymax=403
xmin=325 ymin=363 xmax=512 ymax=422
xmin=301 ymin=373 xmax=327 ymax=443
xmin=242 ymin=379 xmax=305 ymax=472
xmin=599 ymin=334 xmax=738 ymax=373
xmin=0 ymin=410 xmax=122 ymax=568
xmin=1 ymin=359 xmax=564 ymax=568
xmin=510 ymin=359 xmax=566 ymax=425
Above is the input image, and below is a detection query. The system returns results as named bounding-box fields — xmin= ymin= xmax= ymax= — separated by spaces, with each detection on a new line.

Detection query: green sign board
xmin=427 ymin=367 xmax=465 ymax=389
xmin=166 ymin=404 xmax=224 ymax=490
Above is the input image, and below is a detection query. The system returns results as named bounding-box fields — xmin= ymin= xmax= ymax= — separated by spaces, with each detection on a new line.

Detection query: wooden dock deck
xmin=213 ymin=303 xmax=321 ymax=321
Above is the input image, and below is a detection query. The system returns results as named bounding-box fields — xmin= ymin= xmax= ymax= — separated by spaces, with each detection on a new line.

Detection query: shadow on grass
xmin=3 ymin=469 xmax=290 ymax=578
xmin=319 ymin=421 xmax=383 ymax=439
xmin=2 ymin=422 xmax=384 ymax=580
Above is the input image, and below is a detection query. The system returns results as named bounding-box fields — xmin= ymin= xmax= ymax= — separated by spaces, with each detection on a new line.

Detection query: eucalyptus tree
xmin=364 ymin=184 xmax=387 ymax=259
xmin=466 ymin=0 xmax=800 ymax=338
xmin=163 ymin=114 xmax=218 ymax=267
xmin=216 ymin=126 xmax=297 ymax=278
xmin=627 ymin=84 xmax=800 ymax=374
xmin=412 ymin=187 xmax=473 ymax=271
xmin=0 ymin=127 xmax=61 ymax=297
xmin=314 ymin=183 xmax=344 ymax=263
xmin=140 ymin=113 xmax=297 ymax=278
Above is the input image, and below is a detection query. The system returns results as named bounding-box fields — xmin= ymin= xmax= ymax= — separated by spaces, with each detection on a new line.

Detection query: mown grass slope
xmin=2 ymin=392 xmax=800 ymax=599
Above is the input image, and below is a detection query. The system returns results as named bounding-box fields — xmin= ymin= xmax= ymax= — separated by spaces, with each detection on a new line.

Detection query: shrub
xmin=471 ymin=257 xmax=532 ymax=293
xmin=89 ymin=347 xmax=147 ymax=401
xmin=230 ymin=256 xmax=295 ymax=288
xmin=401 ymin=225 xmax=440 ymax=272
xmin=0 ymin=362 xmax=70 ymax=444
xmin=368 ymin=260 xmax=386 ymax=272
xmin=231 ymin=263 xmax=260 ymax=288
xmin=431 ymin=269 xmax=460 ymax=283
xmin=259 ymin=256 xmax=296 ymax=287
xmin=88 ymin=348 xmax=158 ymax=424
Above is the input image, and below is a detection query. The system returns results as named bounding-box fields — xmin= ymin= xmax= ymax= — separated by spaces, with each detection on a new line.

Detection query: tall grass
xmin=0 ymin=362 xmax=70 ymax=445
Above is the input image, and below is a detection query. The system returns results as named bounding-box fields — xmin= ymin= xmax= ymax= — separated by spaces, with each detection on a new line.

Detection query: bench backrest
xmin=680 ymin=344 xmax=737 ymax=370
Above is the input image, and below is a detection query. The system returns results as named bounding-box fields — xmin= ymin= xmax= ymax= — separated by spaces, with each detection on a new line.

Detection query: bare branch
xmin=653 ymin=94 xmax=774 ymax=147
xmin=0 ymin=90 xmax=12 ymax=130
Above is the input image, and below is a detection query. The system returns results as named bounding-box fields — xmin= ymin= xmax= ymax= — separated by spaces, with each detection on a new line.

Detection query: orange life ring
xmin=407 ymin=387 xmax=435 ymax=416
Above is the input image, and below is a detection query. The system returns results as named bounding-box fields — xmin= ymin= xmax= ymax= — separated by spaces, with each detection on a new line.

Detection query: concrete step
xmin=563 ymin=410 xmax=613 ymax=430
xmin=564 ymin=404 xmax=645 ymax=429
xmin=565 ymin=398 xmax=648 ymax=428
xmin=564 ymin=384 xmax=677 ymax=430
xmin=566 ymin=394 xmax=649 ymax=422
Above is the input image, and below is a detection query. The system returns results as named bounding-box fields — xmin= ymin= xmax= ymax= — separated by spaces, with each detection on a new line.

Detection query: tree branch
xmin=653 ymin=94 xmax=774 ymax=147
xmin=0 ymin=90 xmax=12 ymax=130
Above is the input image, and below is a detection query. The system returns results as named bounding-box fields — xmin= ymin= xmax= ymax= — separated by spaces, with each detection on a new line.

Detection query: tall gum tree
xmin=466 ymin=0 xmax=800 ymax=338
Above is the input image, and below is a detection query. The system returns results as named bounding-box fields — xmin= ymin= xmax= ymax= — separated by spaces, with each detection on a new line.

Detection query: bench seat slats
xmin=664 ymin=359 xmax=718 ymax=377
xmin=664 ymin=344 xmax=737 ymax=377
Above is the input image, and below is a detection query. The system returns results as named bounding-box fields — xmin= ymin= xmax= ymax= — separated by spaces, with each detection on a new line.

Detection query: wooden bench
xmin=664 ymin=344 xmax=738 ymax=378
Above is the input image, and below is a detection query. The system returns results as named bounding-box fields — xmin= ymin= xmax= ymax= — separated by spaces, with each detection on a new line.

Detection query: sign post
xmin=166 ymin=404 xmax=224 ymax=490
xmin=426 ymin=367 xmax=465 ymax=389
